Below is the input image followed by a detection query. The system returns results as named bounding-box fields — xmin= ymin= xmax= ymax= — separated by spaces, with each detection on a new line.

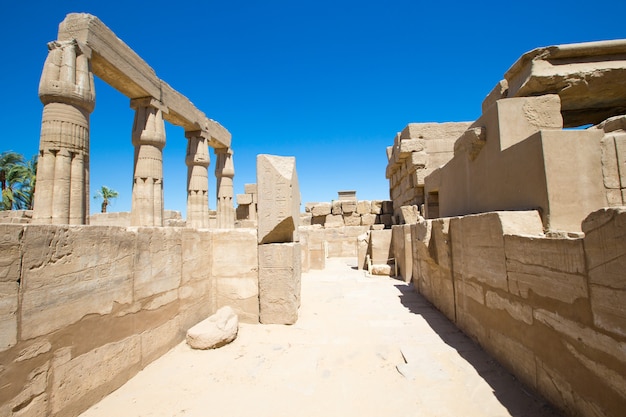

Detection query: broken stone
xmin=186 ymin=306 xmax=238 ymax=349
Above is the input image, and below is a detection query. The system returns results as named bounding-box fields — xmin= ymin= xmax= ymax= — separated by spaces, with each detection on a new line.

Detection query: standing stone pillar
xmin=215 ymin=148 xmax=235 ymax=229
xmin=130 ymin=98 xmax=167 ymax=227
xmin=185 ymin=130 xmax=210 ymax=228
xmin=33 ymin=40 xmax=95 ymax=224
xmin=257 ymin=154 xmax=301 ymax=324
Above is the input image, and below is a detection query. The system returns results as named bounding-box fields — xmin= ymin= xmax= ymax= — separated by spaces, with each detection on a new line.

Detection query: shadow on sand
xmin=393 ymin=282 xmax=561 ymax=417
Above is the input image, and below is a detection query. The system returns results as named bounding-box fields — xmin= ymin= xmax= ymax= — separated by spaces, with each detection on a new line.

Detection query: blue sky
xmin=1 ymin=0 xmax=625 ymax=216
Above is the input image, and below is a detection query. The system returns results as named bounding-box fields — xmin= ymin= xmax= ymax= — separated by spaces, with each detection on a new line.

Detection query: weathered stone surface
xmin=186 ymin=306 xmax=238 ymax=349
xmin=237 ymin=193 xmax=252 ymax=205
xmin=371 ymin=200 xmax=383 ymax=214
xmin=369 ymin=229 xmax=393 ymax=265
xmin=51 ymin=336 xmax=141 ymax=415
xmin=399 ymin=205 xmax=420 ymax=224
xmin=505 ymin=235 xmax=588 ymax=303
xmin=257 ymin=154 xmax=300 ymax=244
xmin=311 ymin=202 xmax=331 ymax=217
xmin=258 ymin=243 xmax=301 ymax=324
xmin=485 ymin=291 xmax=533 ymax=325
xmin=212 ymin=229 xmax=258 ymax=323
xmin=356 ymin=200 xmax=371 ymax=215
xmin=331 ymin=200 xmax=342 ymax=215
xmin=21 ymin=225 xmax=135 ymax=339
xmin=590 ymin=284 xmax=626 ymax=338
xmin=361 ymin=213 xmax=377 ymax=226
xmin=504 ymin=39 xmax=626 ymax=127
xmin=134 ymin=227 xmax=182 ymax=300
xmin=0 ymin=282 xmax=18 ymax=352
xmin=341 ymin=200 xmax=357 ymax=214
xmin=343 ymin=213 xmax=361 ymax=226
xmin=325 ymin=214 xmax=344 ymax=227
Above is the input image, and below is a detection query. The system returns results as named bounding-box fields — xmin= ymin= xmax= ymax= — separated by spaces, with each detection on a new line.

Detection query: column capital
xmin=130 ymin=97 xmax=169 ymax=113
xmin=185 ymin=130 xmax=210 ymax=168
xmin=39 ymin=39 xmax=95 ymax=112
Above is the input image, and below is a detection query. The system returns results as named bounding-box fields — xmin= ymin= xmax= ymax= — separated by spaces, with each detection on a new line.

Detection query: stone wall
xmin=0 ymin=224 xmax=258 ymax=417
xmin=394 ymin=208 xmax=626 ymax=417
xmin=303 ymin=200 xmax=393 ymax=228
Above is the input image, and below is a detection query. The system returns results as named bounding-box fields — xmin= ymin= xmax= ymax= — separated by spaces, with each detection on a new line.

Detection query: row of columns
xmin=33 ymin=39 xmax=235 ymax=228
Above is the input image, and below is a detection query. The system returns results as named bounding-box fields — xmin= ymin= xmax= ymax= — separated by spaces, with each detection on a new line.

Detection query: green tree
xmin=0 ymin=151 xmax=26 ymax=210
xmin=94 ymin=185 xmax=119 ymax=213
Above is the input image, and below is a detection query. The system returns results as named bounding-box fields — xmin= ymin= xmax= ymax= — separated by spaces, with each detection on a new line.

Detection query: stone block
xmin=0 ymin=282 xmax=17 ymax=352
xmin=258 ymin=243 xmax=301 ymax=324
xmin=485 ymin=291 xmax=533 ymax=325
xmin=357 ymin=233 xmax=368 ymax=270
xmin=341 ymin=200 xmax=357 ymax=214
xmin=371 ymin=200 xmax=383 ymax=214
xmin=356 ymin=200 xmax=371 ymax=214
xmin=244 ymin=183 xmax=257 ymax=195
xmin=360 ymin=213 xmax=377 ymax=226
xmin=591 ymin=283 xmax=626 ymax=337
xmin=601 ymin=135 xmax=620 ymax=189
xmin=343 ymin=213 xmax=361 ymax=226
xmin=186 ymin=306 xmax=238 ymax=349
xmin=369 ymin=229 xmax=393 ymax=265
xmin=51 ymin=336 xmax=141 ymax=415
xmin=311 ymin=202 xmax=331 ymax=217
xmin=21 ymin=225 xmax=135 ymax=339
xmin=399 ymin=205 xmax=420 ymax=224
xmin=300 ymin=212 xmax=312 ymax=226
xmin=134 ymin=227 xmax=182 ymax=300
xmin=331 ymin=200 xmax=342 ymax=215
xmin=0 ymin=225 xmax=23 ymax=284
xmin=325 ymin=214 xmax=344 ymax=227
xmin=141 ymin=317 xmax=181 ymax=366
xmin=379 ymin=214 xmax=393 ymax=228
xmin=451 ymin=211 xmax=508 ymax=291
xmin=257 ymin=154 xmax=300 ymax=244
xmin=382 ymin=201 xmax=394 ymax=214
xmin=505 ymin=235 xmax=588 ymax=303
xmin=236 ymin=193 xmax=252 ymax=205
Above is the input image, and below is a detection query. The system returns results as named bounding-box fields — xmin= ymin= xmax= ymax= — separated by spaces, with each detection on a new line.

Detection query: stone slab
xmin=257 ymin=155 xmax=300 ymax=244
xmin=258 ymin=243 xmax=301 ymax=324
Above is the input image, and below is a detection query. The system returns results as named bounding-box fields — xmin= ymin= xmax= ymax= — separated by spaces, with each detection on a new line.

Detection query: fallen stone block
xmin=186 ymin=306 xmax=238 ymax=349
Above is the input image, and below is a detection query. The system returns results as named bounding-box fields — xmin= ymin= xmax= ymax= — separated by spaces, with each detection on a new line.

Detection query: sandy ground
xmin=81 ymin=257 xmax=559 ymax=417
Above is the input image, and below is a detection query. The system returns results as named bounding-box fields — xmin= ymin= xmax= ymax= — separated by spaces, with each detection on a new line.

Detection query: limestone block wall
xmin=303 ymin=199 xmax=393 ymax=228
xmin=385 ymin=122 xmax=471 ymax=219
xmin=0 ymin=224 xmax=258 ymax=417
xmin=397 ymin=209 xmax=626 ymax=417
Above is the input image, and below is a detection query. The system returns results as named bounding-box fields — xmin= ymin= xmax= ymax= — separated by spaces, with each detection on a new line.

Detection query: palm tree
xmin=0 ymin=151 xmax=25 ymax=210
xmin=94 ymin=186 xmax=119 ymax=213
xmin=8 ymin=155 xmax=37 ymax=209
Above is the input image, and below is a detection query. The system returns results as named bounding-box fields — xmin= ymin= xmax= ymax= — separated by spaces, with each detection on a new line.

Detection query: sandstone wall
xmin=0 ymin=224 xmax=258 ymax=417
xmin=397 ymin=208 xmax=626 ymax=417
xmin=303 ymin=200 xmax=394 ymax=228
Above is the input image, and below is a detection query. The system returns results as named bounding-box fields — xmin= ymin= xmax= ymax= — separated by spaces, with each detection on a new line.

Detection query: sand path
xmin=81 ymin=257 xmax=558 ymax=417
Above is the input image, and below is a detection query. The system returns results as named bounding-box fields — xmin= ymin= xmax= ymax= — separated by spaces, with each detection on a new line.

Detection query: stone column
xmin=185 ymin=130 xmax=210 ymax=228
xmin=33 ymin=40 xmax=95 ymax=224
xmin=130 ymin=98 xmax=167 ymax=227
xmin=215 ymin=148 xmax=235 ymax=229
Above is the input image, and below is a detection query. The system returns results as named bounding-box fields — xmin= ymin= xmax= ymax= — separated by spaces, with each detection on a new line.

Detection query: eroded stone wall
xmin=395 ymin=208 xmax=626 ymax=417
xmin=0 ymin=224 xmax=258 ymax=417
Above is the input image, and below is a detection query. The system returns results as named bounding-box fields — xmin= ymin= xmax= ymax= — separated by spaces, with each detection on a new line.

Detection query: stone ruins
xmin=0 ymin=12 xmax=625 ymax=417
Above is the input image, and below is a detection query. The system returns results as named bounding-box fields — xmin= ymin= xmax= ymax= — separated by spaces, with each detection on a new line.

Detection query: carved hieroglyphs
xmin=256 ymin=154 xmax=300 ymax=244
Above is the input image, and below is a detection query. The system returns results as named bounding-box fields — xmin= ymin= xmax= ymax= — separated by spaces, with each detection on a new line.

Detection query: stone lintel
xmin=57 ymin=13 xmax=231 ymax=148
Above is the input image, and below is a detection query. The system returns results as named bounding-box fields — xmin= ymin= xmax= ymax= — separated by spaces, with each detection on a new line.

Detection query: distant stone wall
xmin=89 ymin=210 xmax=186 ymax=227
xmin=0 ymin=224 xmax=258 ymax=417
xmin=302 ymin=200 xmax=394 ymax=228
xmin=394 ymin=208 xmax=626 ymax=417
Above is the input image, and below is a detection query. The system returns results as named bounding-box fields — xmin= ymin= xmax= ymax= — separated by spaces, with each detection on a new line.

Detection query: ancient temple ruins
xmin=0 ymin=12 xmax=625 ymax=417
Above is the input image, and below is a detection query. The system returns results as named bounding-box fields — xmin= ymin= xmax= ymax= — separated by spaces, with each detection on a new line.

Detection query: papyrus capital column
xmin=185 ymin=130 xmax=210 ymax=228
xmin=130 ymin=98 xmax=167 ymax=227
xmin=33 ymin=40 xmax=95 ymax=224
xmin=215 ymin=148 xmax=235 ymax=229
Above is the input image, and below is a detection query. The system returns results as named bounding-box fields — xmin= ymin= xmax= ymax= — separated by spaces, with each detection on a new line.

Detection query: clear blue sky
xmin=1 ymin=0 xmax=624 ymax=216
